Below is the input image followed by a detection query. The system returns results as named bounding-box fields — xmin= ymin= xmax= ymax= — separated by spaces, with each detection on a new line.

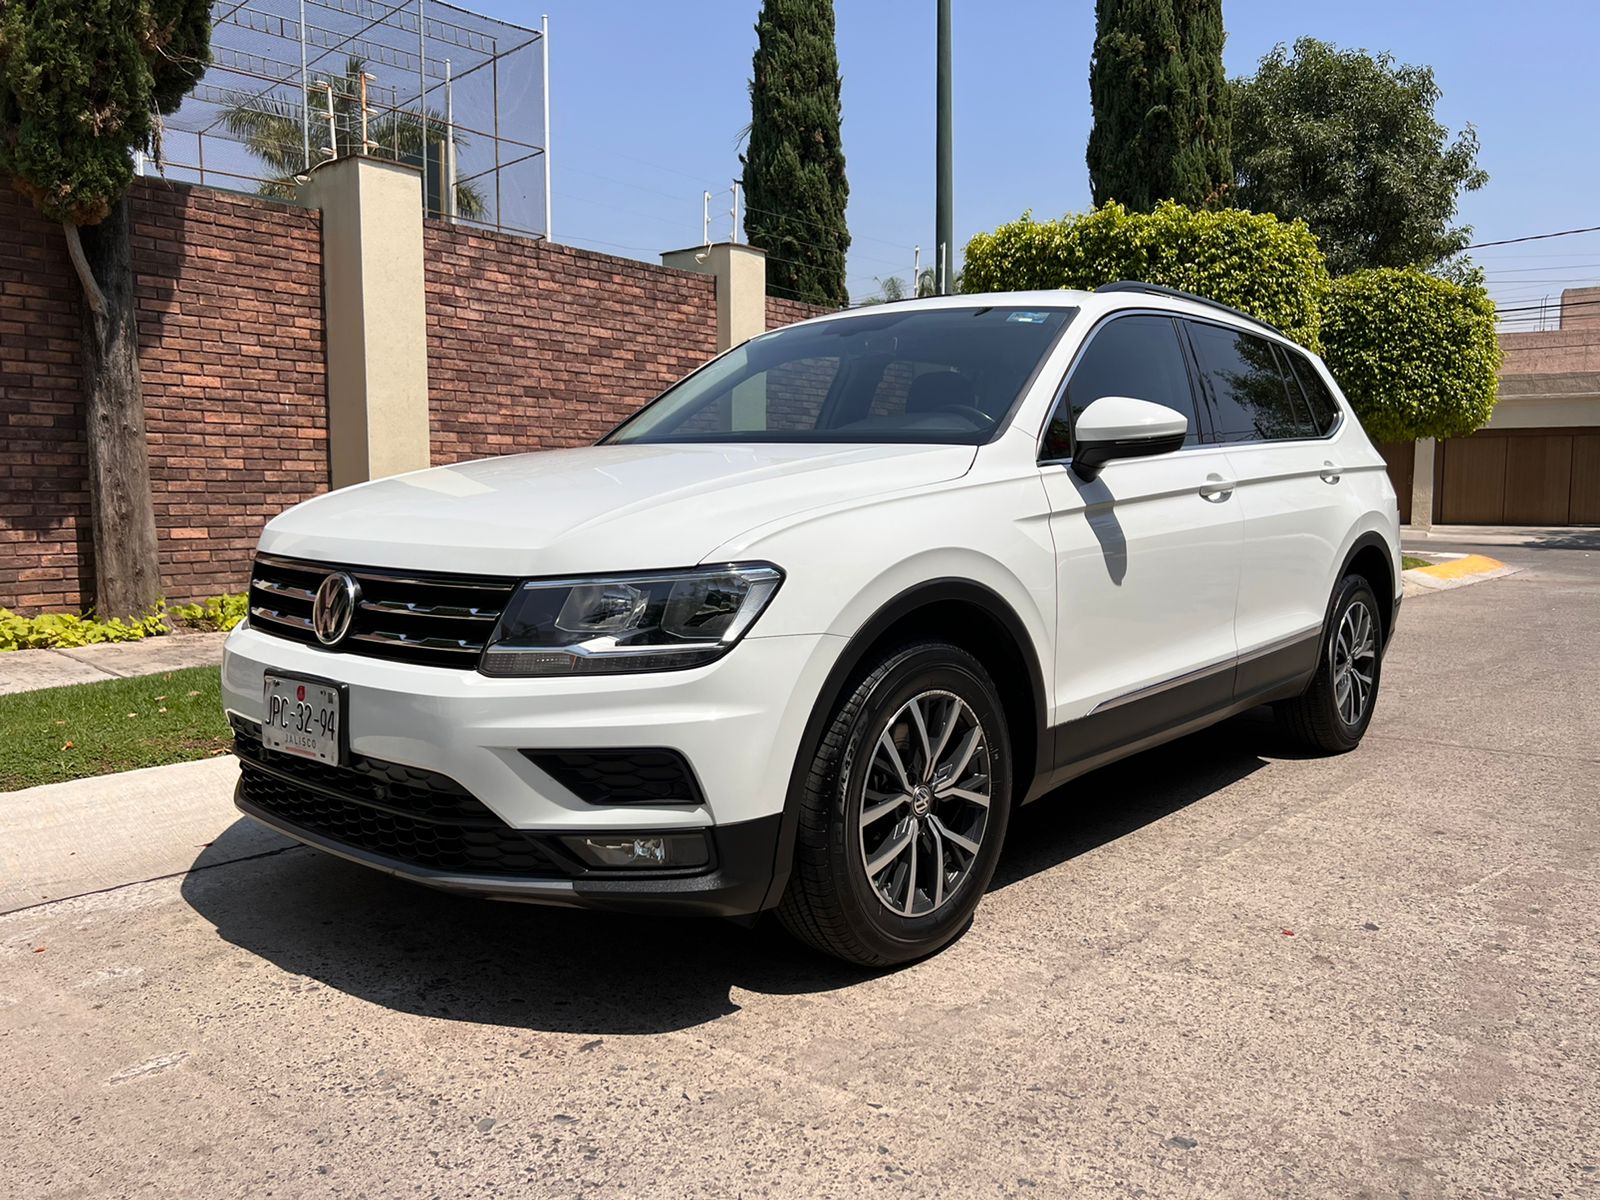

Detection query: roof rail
xmin=1093 ymin=281 xmax=1290 ymax=340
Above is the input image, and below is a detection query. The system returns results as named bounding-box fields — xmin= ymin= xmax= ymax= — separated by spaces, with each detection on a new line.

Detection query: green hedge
xmin=961 ymin=201 xmax=1331 ymax=349
xmin=1320 ymin=268 xmax=1501 ymax=441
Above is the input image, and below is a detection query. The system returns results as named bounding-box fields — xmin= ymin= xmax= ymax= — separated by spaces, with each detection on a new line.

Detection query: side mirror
xmin=1070 ymin=396 xmax=1188 ymax=481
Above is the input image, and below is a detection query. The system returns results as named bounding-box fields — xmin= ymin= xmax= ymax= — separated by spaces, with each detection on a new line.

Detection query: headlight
xmin=479 ymin=563 xmax=783 ymax=677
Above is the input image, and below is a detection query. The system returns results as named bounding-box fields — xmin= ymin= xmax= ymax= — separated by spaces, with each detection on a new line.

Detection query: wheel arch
xmin=1338 ymin=530 xmax=1398 ymax=646
xmin=758 ymin=577 xmax=1049 ymax=910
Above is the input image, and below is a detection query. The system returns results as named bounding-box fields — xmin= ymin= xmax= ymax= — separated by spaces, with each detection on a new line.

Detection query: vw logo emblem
xmin=312 ymin=572 xmax=360 ymax=646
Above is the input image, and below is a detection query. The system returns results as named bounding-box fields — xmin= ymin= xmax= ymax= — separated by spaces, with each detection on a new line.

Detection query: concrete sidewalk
xmin=0 ymin=630 xmax=227 ymax=696
xmin=0 ymin=756 xmax=288 ymax=914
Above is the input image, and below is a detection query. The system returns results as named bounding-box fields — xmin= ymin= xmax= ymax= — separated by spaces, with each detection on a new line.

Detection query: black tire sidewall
xmin=824 ymin=644 xmax=1012 ymax=962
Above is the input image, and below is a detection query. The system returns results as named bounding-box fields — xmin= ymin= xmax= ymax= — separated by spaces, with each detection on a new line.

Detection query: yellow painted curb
xmin=1414 ymin=554 xmax=1505 ymax=580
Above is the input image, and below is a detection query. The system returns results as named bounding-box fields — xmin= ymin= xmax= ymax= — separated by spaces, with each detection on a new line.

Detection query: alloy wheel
xmin=1332 ymin=600 xmax=1377 ymax=726
xmin=856 ymin=689 xmax=992 ymax=917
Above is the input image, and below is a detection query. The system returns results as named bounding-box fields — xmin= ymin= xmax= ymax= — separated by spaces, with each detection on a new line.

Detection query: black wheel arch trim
xmin=1337 ymin=530 xmax=1400 ymax=646
xmin=758 ymin=577 xmax=1050 ymax=911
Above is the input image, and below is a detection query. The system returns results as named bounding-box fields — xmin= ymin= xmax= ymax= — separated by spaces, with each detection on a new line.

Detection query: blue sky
xmin=471 ymin=0 xmax=1599 ymax=321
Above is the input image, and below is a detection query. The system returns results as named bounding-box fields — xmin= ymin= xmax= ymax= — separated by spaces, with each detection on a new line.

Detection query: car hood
xmin=258 ymin=442 xmax=977 ymax=576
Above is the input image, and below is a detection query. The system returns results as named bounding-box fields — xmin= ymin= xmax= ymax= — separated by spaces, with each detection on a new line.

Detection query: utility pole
xmin=935 ymin=0 xmax=953 ymax=294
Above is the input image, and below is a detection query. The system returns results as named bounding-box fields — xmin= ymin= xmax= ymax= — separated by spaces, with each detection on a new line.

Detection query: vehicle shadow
xmin=180 ymin=711 xmax=1289 ymax=1035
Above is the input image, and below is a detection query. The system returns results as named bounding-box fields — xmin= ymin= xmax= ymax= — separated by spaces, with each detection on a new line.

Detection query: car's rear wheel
xmin=1276 ymin=574 xmax=1384 ymax=753
xmin=776 ymin=641 xmax=1012 ymax=966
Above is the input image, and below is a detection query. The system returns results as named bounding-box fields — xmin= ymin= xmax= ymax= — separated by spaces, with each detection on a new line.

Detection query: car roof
xmin=787 ymin=286 xmax=1301 ymax=349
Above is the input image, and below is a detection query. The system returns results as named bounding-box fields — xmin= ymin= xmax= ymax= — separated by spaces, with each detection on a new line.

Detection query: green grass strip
xmin=0 ymin=666 xmax=231 ymax=792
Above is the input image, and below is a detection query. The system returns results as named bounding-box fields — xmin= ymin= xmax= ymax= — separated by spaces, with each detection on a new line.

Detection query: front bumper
xmin=222 ymin=622 xmax=842 ymax=915
xmin=236 ymin=779 xmax=784 ymax=916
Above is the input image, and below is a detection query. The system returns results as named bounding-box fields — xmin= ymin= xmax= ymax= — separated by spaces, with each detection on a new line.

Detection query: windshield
xmin=604 ymin=305 xmax=1076 ymax=446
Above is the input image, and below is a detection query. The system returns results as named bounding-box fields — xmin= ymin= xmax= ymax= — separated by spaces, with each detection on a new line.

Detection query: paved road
xmin=3 ymin=540 xmax=1597 ymax=1199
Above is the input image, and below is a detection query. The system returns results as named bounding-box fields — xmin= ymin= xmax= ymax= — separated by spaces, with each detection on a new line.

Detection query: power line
xmin=1493 ymin=295 xmax=1600 ymax=316
xmin=1466 ymin=225 xmax=1600 ymax=250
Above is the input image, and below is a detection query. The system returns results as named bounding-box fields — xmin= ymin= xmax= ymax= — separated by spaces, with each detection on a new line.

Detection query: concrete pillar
xmin=299 ymin=158 xmax=431 ymax=488
xmin=660 ymin=243 xmax=768 ymax=351
xmin=1412 ymin=438 xmax=1436 ymax=530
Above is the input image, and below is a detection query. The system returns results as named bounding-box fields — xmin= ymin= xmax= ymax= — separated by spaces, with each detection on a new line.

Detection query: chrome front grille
xmin=248 ymin=553 xmax=518 ymax=669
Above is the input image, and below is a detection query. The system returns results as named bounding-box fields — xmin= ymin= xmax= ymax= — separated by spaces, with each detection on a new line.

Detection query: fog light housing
xmin=560 ymin=831 xmax=710 ymax=870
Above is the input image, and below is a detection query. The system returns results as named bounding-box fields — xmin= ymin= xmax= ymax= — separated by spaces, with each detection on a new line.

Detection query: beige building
xmin=1388 ymin=286 xmax=1600 ymax=526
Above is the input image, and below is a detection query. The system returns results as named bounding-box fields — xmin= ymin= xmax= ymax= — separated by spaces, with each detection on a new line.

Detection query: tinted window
xmin=1185 ymin=322 xmax=1315 ymax=442
xmin=1284 ymin=349 xmax=1341 ymax=436
xmin=1042 ymin=315 xmax=1197 ymax=460
xmin=606 ymin=306 xmax=1075 ymax=446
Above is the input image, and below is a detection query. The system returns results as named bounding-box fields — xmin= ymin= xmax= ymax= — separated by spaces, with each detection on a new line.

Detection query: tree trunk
xmin=73 ymin=196 xmax=163 ymax=619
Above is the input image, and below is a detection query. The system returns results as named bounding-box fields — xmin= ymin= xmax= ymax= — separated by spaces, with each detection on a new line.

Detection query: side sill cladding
xmin=758 ymin=578 xmax=1051 ymax=911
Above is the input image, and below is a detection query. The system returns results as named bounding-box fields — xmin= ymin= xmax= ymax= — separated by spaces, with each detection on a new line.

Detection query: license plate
xmin=261 ymin=674 xmax=343 ymax=765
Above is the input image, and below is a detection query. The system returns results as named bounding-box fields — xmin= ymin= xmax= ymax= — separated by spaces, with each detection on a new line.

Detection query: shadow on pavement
xmin=181 ymin=711 xmax=1287 ymax=1035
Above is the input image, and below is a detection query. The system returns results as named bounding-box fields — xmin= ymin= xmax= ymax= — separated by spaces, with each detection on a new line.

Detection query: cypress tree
xmin=1086 ymin=0 xmax=1232 ymax=211
xmin=742 ymin=0 xmax=851 ymax=308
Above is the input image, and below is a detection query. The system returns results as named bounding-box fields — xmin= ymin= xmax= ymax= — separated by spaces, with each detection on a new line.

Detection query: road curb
xmin=1402 ymin=554 xmax=1518 ymax=597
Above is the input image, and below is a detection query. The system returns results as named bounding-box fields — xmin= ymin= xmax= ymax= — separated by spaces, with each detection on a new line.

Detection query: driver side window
xmin=1041 ymin=315 xmax=1199 ymax=461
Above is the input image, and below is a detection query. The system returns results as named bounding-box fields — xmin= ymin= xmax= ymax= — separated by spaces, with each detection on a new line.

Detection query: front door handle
xmin=1319 ymin=460 xmax=1342 ymax=484
xmin=1199 ymin=474 xmax=1235 ymax=502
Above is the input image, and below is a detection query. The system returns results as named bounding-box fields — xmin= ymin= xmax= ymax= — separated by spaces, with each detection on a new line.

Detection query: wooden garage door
xmin=1377 ymin=441 xmax=1413 ymax=525
xmin=1437 ymin=427 xmax=1600 ymax=524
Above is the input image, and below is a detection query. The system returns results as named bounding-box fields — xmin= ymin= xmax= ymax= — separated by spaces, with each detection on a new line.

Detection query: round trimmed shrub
xmin=960 ymin=201 xmax=1331 ymax=349
xmin=1320 ymin=268 xmax=1501 ymax=441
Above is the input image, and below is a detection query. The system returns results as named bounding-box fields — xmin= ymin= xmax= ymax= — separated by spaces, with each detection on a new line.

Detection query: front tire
xmin=1276 ymin=574 xmax=1384 ymax=753
xmin=776 ymin=641 xmax=1012 ymax=966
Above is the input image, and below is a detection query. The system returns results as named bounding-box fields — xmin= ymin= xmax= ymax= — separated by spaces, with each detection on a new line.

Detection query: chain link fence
xmin=153 ymin=0 xmax=548 ymax=237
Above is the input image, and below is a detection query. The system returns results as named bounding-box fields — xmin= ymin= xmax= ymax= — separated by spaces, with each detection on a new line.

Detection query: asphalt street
xmin=3 ymin=531 xmax=1597 ymax=1198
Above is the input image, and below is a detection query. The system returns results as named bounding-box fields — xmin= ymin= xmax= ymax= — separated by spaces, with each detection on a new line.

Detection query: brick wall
xmin=425 ymin=223 xmax=719 ymax=461
xmin=0 ymin=187 xmax=88 ymax=611
xmin=0 ymin=179 xmax=326 ymax=612
xmin=767 ymin=295 xmax=832 ymax=331
xmin=2 ymin=179 xmax=829 ymax=616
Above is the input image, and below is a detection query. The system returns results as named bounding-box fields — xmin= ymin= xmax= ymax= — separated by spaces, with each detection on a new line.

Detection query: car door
xmin=1038 ymin=313 xmax=1244 ymax=771
xmin=1181 ymin=319 xmax=1347 ymax=699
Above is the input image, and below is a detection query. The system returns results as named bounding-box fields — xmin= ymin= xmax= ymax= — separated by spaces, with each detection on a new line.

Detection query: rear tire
xmin=1276 ymin=574 xmax=1384 ymax=754
xmin=776 ymin=641 xmax=1012 ymax=966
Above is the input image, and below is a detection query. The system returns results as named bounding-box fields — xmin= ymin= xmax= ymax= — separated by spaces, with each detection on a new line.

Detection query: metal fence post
xmin=418 ymin=0 xmax=428 ymax=214
xmin=298 ymin=0 xmax=311 ymax=171
xmin=542 ymin=14 xmax=552 ymax=242
xmin=444 ymin=58 xmax=456 ymax=222
xmin=491 ymin=49 xmax=502 ymax=231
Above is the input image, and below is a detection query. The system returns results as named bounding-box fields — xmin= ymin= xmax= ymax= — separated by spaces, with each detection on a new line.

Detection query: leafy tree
xmin=1320 ymin=268 xmax=1501 ymax=441
xmin=0 ymin=0 xmax=210 ymax=617
xmin=962 ymin=202 xmax=1329 ymax=349
xmin=224 ymin=56 xmax=486 ymax=220
xmin=860 ymin=275 xmax=907 ymax=306
xmin=1087 ymin=0 xmax=1232 ymax=211
xmin=1233 ymin=38 xmax=1488 ymax=276
xmin=859 ymin=268 xmax=938 ymax=306
xmin=742 ymin=0 xmax=851 ymax=307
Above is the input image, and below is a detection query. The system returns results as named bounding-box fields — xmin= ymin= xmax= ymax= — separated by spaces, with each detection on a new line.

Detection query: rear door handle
xmin=1320 ymin=460 xmax=1342 ymax=484
xmin=1199 ymin=474 xmax=1235 ymax=502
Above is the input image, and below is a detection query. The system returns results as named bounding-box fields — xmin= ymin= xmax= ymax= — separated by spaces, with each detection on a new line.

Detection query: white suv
xmin=223 ymin=283 xmax=1400 ymax=965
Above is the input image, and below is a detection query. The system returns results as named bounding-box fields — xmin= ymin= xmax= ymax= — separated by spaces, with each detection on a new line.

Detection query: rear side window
xmin=1283 ymin=349 xmax=1342 ymax=436
xmin=1042 ymin=314 xmax=1198 ymax=460
xmin=1185 ymin=321 xmax=1316 ymax=443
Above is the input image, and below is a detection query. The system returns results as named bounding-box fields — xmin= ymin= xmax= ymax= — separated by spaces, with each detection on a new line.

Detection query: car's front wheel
xmin=777 ymin=641 xmax=1012 ymax=966
xmin=1276 ymin=573 xmax=1384 ymax=753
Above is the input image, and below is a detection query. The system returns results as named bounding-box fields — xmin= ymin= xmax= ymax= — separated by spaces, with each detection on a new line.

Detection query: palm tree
xmin=224 ymin=56 xmax=487 ymax=221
